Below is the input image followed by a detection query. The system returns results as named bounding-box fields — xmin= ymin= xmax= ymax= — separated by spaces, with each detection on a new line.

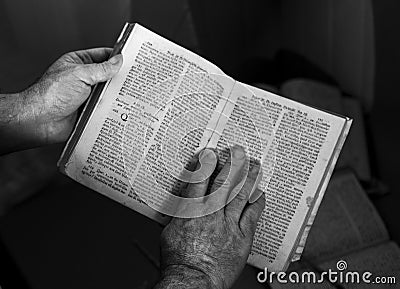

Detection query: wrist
xmin=0 ymin=90 xmax=48 ymax=154
xmin=155 ymin=265 xmax=217 ymax=289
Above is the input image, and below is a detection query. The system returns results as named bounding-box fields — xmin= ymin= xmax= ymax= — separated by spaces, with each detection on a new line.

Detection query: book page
xmin=209 ymin=82 xmax=350 ymax=272
xmin=291 ymin=170 xmax=389 ymax=268
xmin=63 ymin=24 xmax=233 ymax=223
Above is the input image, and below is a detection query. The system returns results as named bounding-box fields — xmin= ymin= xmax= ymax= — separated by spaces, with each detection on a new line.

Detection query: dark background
xmin=0 ymin=0 xmax=399 ymax=288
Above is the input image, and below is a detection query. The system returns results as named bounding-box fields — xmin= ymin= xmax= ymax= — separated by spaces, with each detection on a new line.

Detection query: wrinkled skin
xmin=156 ymin=146 xmax=266 ymax=289
xmin=26 ymin=48 xmax=123 ymax=144
xmin=0 ymin=48 xmax=122 ymax=154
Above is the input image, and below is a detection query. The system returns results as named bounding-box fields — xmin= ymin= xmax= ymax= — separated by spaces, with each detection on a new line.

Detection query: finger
xmin=73 ymin=47 xmax=114 ymax=64
xmin=225 ymin=161 xmax=262 ymax=221
xmin=183 ymin=148 xmax=217 ymax=198
xmin=239 ymin=190 xmax=265 ymax=237
xmin=210 ymin=145 xmax=247 ymax=203
xmin=249 ymin=172 xmax=264 ymax=203
xmin=175 ymin=153 xmax=200 ymax=195
xmin=76 ymin=54 xmax=123 ymax=85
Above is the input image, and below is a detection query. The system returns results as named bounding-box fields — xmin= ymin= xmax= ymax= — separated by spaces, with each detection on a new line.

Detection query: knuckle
xmin=246 ymin=169 xmax=259 ymax=183
xmin=60 ymin=52 xmax=72 ymax=60
xmin=212 ymin=177 xmax=230 ymax=191
xmin=235 ymin=191 xmax=248 ymax=202
xmin=99 ymin=62 xmax=110 ymax=75
xmin=220 ymin=179 xmax=232 ymax=191
xmin=191 ymin=171 xmax=208 ymax=184
xmin=71 ymin=66 xmax=83 ymax=78
xmin=236 ymin=185 xmax=251 ymax=201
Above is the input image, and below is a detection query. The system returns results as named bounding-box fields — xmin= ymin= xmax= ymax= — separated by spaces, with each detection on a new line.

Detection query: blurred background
xmin=0 ymin=0 xmax=399 ymax=288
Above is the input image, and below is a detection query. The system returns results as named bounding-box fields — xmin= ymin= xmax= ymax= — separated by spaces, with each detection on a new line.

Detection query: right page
xmin=209 ymin=82 xmax=351 ymax=271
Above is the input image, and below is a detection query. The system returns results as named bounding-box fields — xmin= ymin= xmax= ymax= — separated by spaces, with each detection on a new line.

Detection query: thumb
xmin=183 ymin=149 xmax=217 ymax=198
xmin=77 ymin=54 xmax=123 ymax=85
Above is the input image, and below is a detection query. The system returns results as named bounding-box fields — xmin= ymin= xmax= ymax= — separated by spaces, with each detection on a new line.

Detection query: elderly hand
xmin=155 ymin=146 xmax=265 ymax=289
xmin=0 ymin=48 xmax=122 ymax=154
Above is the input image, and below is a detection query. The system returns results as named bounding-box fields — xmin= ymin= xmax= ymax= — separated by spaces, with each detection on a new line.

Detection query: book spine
xmin=57 ymin=22 xmax=135 ymax=172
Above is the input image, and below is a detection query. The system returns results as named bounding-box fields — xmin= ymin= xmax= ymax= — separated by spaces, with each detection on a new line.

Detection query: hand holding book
xmin=157 ymin=146 xmax=265 ymax=289
xmin=0 ymin=48 xmax=123 ymax=155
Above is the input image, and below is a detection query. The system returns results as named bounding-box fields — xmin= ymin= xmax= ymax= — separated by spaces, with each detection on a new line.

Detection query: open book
xmin=58 ymin=23 xmax=351 ymax=272
xmin=271 ymin=171 xmax=399 ymax=288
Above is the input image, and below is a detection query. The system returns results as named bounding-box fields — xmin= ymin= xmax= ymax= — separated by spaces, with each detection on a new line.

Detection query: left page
xmin=59 ymin=23 xmax=234 ymax=223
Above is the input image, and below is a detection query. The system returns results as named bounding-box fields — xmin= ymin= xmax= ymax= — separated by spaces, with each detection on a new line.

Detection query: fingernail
xmin=109 ymin=54 xmax=123 ymax=65
xmin=249 ymin=188 xmax=264 ymax=203
xmin=199 ymin=148 xmax=214 ymax=160
xmin=232 ymin=146 xmax=245 ymax=159
xmin=250 ymin=161 xmax=261 ymax=174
